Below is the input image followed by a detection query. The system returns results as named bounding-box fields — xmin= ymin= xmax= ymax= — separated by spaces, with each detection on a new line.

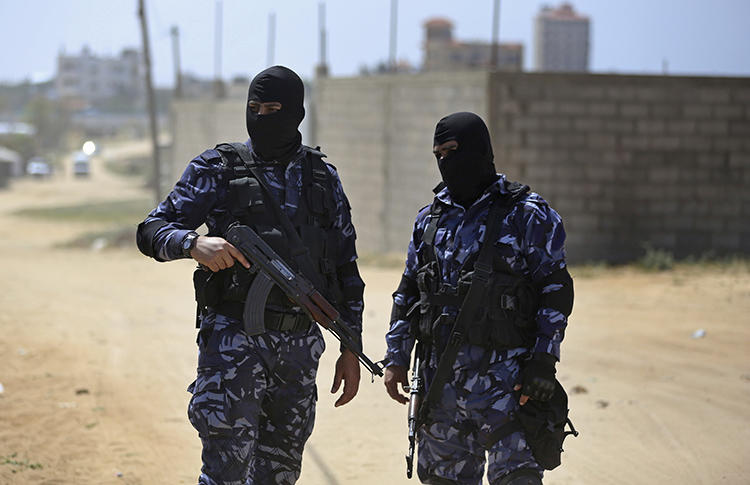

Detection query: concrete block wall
xmin=168 ymin=97 xmax=247 ymax=187
xmin=315 ymin=72 xmax=487 ymax=253
xmin=168 ymin=72 xmax=750 ymax=263
xmin=488 ymin=72 xmax=750 ymax=262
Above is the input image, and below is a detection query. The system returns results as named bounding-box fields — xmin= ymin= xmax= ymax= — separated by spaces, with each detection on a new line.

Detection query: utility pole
xmin=170 ymin=25 xmax=183 ymax=98
xmin=315 ymin=3 xmax=328 ymax=77
xmin=389 ymin=0 xmax=398 ymax=72
xmin=214 ymin=0 xmax=225 ymax=98
xmin=267 ymin=12 xmax=276 ymax=66
xmin=138 ymin=0 xmax=161 ymax=204
xmin=490 ymin=0 xmax=501 ymax=70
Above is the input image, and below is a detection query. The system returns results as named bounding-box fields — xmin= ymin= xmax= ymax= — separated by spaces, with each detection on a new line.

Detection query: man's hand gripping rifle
xmin=405 ymin=344 xmax=423 ymax=478
xmin=226 ymin=223 xmax=383 ymax=377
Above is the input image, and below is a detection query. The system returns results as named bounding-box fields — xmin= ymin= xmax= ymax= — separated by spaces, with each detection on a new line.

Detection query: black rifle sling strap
xmin=418 ymin=195 xmax=510 ymax=423
xmin=229 ymin=143 xmax=328 ymax=292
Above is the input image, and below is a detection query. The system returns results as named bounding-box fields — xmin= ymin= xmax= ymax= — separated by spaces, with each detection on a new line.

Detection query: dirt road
xmin=1 ymin=144 xmax=748 ymax=484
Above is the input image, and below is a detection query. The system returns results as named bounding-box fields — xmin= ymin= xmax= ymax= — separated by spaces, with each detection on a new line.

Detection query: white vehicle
xmin=73 ymin=151 xmax=90 ymax=177
xmin=26 ymin=157 xmax=52 ymax=178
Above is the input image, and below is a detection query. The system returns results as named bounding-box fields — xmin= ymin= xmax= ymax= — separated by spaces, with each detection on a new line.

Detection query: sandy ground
xmin=1 ymin=143 xmax=749 ymax=484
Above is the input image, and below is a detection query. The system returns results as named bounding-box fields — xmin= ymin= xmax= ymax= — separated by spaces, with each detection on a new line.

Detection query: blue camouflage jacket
xmin=385 ymin=174 xmax=568 ymax=368
xmin=141 ymin=140 xmax=364 ymax=337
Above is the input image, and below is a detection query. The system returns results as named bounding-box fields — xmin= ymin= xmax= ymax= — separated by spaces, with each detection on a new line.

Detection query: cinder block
xmin=620 ymin=103 xmax=649 ymax=118
xmin=710 ymin=232 xmax=741 ymax=251
xmin=526 ymin=133 xmax=557 ymax=147
xmin=649 ymin=199 xmax=681 ymax=215
xmin=729 ymin=153 xmax=750 ymax=168
xmin=698 ymin=88 xmax=731 ymax=103
xmin=730 ymin=122 xmax=750 ymax=136
xmin=541 ymin=118 xmax=572 ymax=131
xmin=600 ymin=152 xmax=632 ymax=166
xmin=574 ymin=118 xmax=602 ymax=131
xmin=636 ymin=87 xmax=666 ymax=101
xmin=579 ymin=86 xmax=606 ymax=100
xmin=513 ymin=116 xmax=542 ymax=131
xmin=662 ymin=214 xmax=695 ymax=231
xmin=732 ymin=88 xmax=750 ymax=103
xmin=650 ymin=104 xmax=682 ymax=118
xmin=667 ymin=120 xmax=696 ymax=135
xmin=637 ymin=120 xmax=666 ymax=134
xmin=584 ymin=165 xmax=616 ymax=182
xmin=554 ymin=198 xmax=586 ymax=214
xmin=587 ymin=134 xmax=617 ymax=149
xmin=648 ymin=233 xmax=677 ymax=248
xmin=698 ymin=120 xmax=729 ymax=135
xmin=649 ymin=167 xmax=681 ymax=184
xmin=588 ymin=102 xmax=618 ymax=116
xmin=604 ymin=119 xmax=635 ymax=133
xmin=498 ymin=101 xmax=522 ymax=115
xmin=649 ymin=136 xmax=681 ymax=150
xmin=714 ymin=105 xmax=745 ymax=119
xmin=555 ymin=133 xmax=588 ymax=148
xmin=529 ymin=101 xmax=556 ymax=115
xmin=713 ymin=137 xmax=745 ymax=151
xmin=558 ymin=102 xmax=587 ymax=115
xmin=680 ymin=136 xmax=713 ymax=151
xmin=606 ymin=85 xmax=638 ymax=100
xmin=565 ymin=213 xmax=600 ymax=229
xmin=683 ymin=104 xmax=712 ymax=118
xmin=620 ymin=135 xmax=650 ymax=150
xmin=697 ymin=153 xmax=725 ymax=167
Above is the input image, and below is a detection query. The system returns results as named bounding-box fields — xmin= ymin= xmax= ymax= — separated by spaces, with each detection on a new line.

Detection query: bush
xmin=637 ymin=243 xmax=674 ymax=271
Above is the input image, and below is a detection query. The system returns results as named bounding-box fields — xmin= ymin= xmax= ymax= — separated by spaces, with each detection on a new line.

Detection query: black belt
xmin=210 ymin=301 xmax=313 ymax=333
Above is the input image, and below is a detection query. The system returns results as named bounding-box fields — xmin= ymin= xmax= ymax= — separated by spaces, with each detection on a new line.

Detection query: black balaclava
xmin=433 ymin=112 xmax=498 ymax=208
xmin=246 ymin=65 xmax=305 ymax=162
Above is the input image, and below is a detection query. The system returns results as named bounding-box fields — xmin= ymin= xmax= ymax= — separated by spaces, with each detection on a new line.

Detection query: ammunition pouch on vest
xmin=192 ymin=143 xmax=343 ymax=326
xmin=413 ymin=181 xmax=537 ymax=350
xmin=414 ymin=261 xmax=537 ymax=349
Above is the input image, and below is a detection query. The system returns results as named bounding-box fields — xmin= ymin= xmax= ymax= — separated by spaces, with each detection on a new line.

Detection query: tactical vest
xmin=196 ymin=143 xmax=344 ymax=318
xmin=413 ymin=181 xmax=538 ymax=350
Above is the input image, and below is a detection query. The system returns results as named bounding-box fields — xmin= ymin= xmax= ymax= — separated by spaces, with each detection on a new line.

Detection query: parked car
xmin=26 ymin=157 xmax=52 ymax=178
xmin=73 ymin=151 xmax=90 ymax=177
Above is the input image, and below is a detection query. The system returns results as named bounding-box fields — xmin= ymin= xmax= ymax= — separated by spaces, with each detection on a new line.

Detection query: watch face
xmin=183 ymin=237 xmax=193 ymax=250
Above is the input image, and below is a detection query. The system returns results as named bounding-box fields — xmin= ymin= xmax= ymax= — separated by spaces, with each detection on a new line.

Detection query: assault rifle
xmin=405 ymin=344 xmax=423 ymax=478
xmin=226 ymin=223 xmax=383 ymax=377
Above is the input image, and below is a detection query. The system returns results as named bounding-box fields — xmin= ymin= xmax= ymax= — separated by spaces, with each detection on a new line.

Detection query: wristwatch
xmin=181 ymin=231 xmax=199 ymax=258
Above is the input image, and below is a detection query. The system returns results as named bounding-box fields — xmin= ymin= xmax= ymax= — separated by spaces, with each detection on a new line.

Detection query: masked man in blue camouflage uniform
xmin=384 ymin=112 xmax=574 ymax=485
xmin=136 ymin=66 xmax=365 ymax=485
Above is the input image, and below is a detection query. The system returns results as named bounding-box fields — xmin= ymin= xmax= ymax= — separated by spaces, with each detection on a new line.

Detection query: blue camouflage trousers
xmin=417 ymin=345 xmax=542 ymax=485
xmin=187 ymin=312 xmax=325 ymax=485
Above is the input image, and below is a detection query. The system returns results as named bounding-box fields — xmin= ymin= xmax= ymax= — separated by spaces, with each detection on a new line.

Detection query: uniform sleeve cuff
xmin=384 ymin=350 xmax=410 ymax=368
xmin=533 ymin=337 xmax=560 ymax=361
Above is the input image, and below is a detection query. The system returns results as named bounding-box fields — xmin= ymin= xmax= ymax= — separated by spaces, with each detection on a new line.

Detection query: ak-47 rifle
xmin=226 ymin=223 xmax=383 ymax=377
xmin=405 ymin=343 xmax=423 ymax=478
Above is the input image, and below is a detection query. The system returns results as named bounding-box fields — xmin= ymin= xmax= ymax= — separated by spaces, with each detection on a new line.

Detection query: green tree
xmin=22 ymin=96 xmax=70 ymax=152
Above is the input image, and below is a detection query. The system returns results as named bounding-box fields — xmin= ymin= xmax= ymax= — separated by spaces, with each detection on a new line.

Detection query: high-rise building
xmin=534 ymin=3 xmax=590 ymax=72
xmin=55 ymin=46 xmax=143 ymax=107
xmin=423 ymin=18 xmax=523 ymax=72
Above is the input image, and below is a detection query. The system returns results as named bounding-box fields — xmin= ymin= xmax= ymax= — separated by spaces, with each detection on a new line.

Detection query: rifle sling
xmin=418 ymin=196 xmax=509 ymax=423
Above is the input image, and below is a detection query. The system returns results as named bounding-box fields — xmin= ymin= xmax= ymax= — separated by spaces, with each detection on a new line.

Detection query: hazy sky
xmin=1 ymin=0 xmax=748 ymax=86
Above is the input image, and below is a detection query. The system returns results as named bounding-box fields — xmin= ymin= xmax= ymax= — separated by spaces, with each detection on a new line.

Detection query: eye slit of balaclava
xmin=433 ymin=112 xmax=497 ymax=207
xmin=245 ymin=66 xmax=305 ymax=163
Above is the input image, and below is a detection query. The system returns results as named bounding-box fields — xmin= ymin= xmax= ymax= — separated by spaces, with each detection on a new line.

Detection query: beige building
xmin=422 ymin=18 xmax=523 ymax=72
xmin=534 ymin=3 xmax=590 ymax=72
xmin=55 ymin=46 xmax=143 ymax=107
